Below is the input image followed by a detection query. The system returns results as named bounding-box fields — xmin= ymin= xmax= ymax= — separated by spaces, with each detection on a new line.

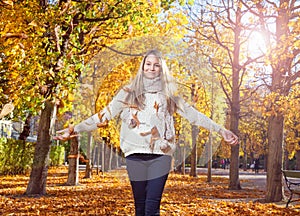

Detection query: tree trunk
xmin=263 ymin=153 xmax=267 ymax=172
xmin=190 ymin=125 xmax=199 ymax=177
xmin=228 ymin=4 xmax=241 ymax=190
xmin=242 ymin=137 xmax=247 ymax=171
xmin=84 ymin=132 xmax=92 ymax=178
xmin=284 ymin=148 xmax=289 ymax=170
xmin=115 ymin=148 xmax=119 ymax=168
xmin=19 ymin=113 xmax=32 ymax=141
xmin=265 ymin=115 xmax=284 ymax=202
xmin=96 ymin=141 xmax=101 ymax=174
xmin=109 ymin=145 xmax=113 ymax=170
xmin=101 ymin=140 xmax=105 ymax=172
xmin=228 ymin=62 xmax=241 ymax=189
xmin=174 ymin=142 xmax=184 ymax=174
xmin=66 ymin=136 xmax=80 ymax=185
xmin=295 ymin=150 xmax=300 ymax=170
xmin=264 ymin=1 xmax=292 ymax=203
xmin=229 ymin=144 xmax=241 ymax=189
xmin=104 ymin=143 xmax=110 ymax=171
xmin=25 ymin=100 xmax=53 ymax=195
xmin=207 ymin=134 xmax=212 ymax=182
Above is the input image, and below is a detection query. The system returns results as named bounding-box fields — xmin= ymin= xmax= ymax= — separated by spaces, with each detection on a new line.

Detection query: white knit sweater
xmin=74 ymin=88 xmax=223 ymax=157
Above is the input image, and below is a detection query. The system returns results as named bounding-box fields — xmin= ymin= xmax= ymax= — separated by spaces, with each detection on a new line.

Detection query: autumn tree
xmin=242 ymin=0 xmax=300 ymax=202
xmin=184 ymin=0 xmax=266 ymax=190
xmin=171 ymin=53 xmax=226 ymax=178
xmin=1 ymin=0 xmax=179 ymax=195
xmin=239 ymin=88 xmax=268 ymax=171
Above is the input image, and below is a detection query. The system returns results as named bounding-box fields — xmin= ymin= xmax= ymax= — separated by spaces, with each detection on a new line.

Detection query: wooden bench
xmin=282 ymin=170 xmax=300 ymax=207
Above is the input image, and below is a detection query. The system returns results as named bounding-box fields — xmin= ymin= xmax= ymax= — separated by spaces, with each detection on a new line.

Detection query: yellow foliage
xmin=1 ymin=0 xmax=187 ymax=117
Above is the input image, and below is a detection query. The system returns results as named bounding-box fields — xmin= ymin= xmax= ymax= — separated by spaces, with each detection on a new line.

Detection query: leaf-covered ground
xmin=0 ymin=167 xmax=299 ymax=215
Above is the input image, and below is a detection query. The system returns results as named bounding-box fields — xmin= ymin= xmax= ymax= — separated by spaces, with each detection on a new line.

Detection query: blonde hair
xmin=126 ymin=49 xmax=181 ymax=114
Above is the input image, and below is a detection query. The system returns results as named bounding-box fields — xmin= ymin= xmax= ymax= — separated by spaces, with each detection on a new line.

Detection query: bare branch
xmin=2 ymin=33 xmax=28 ymax=39
xmin=219 ymin=79 xmax=232 ymax=106
xmin=239 ymin=83 xmax=266 ymax=103
xmin=287 ymin=70 xmax=300 ymax=84
xmin=265 ymin=0 xmax=278 ymax=9
xmin=240 ymin=54 xmax=265 ymax=70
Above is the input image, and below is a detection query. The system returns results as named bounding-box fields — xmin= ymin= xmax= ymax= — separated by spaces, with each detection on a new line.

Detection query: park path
xmin=195 ymin=168 xmax=300 ymax=208
xmin=198 ymin=168 xmax=267 ymax=190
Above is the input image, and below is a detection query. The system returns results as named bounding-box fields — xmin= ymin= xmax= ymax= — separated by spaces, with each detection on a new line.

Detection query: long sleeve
xmin=74 ymin=113 xmax=101 ymax=133
xmin=74 ymin=88 xmax=128 ymax=133
xmin=176 ymin=98 xmax=223 ymax=133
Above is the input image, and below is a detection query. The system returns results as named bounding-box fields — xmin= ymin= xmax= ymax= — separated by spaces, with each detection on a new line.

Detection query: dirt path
xmin=196 ymin=168 xmax=300 ymax=208
xmin=207 ymin=168 xmax=267 ymax=190
xmin=195 ymin=168 xmax=266 ymax=188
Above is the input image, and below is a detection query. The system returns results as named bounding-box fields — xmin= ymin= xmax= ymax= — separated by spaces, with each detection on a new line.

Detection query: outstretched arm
xmin=53 ymin=88 xmax=128 ymax=141
xmin=53 ymin=113 xmax=106 ymax=141
xmin=177 ymin=99 xmax=238 ymax=145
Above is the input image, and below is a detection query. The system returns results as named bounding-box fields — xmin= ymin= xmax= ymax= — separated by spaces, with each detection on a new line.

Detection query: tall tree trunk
xmin=109 ymin=145 xmax=113 ymax=170
xmin=229 ymin=144 xmax=241 ymax=189
xmin=207 ymin=133 xmax=212 ymax=182
xmin=96 ymin=141 xmax=101 ymax=174
xmin=264 ymin=154 xmax=268 ymax=172
xmin=228 ymin=3 xmax=241 ymax=190
xmin=102 ymin=139 xmax=110 ymax=172
xmin=115 ymin=148 xmax=119 ymax=169
xmin=66 ymin=136 xmax=80 ymax=185
xmin=264 ymin=1 xmax=292 ymax=203
xmin=25 ymin=100 xmax=53 ymax=195
xmin=284 ymin=147 xmax=289 ymax=170
xmin=19 ymin=113 xmax=32 ymax=141
xmin=190 ymin=125 xmax=199 ymax=177
xmin=242 ymin=139 xmax=247 ymax=171
xmin=295 ymin=150 xmax=300 ymax=170
xmin=265 ymin=115 xmax=284 ymax=202
xmin=101 ymin=140 xmax=105 ymax=172
xmin=174 ymin=142 xmax=184 ymax=174
xmin=84 ymin=132 xmax=92 ymax=178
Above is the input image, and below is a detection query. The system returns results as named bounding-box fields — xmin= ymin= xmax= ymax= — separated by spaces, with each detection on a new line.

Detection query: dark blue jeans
xmin=126 ymin=154 xmax=172 ymax=216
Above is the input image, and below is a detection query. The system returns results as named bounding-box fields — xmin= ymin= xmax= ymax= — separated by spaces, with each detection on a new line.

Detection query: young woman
xmin=54 ymin=49 xmax=238 ymax=216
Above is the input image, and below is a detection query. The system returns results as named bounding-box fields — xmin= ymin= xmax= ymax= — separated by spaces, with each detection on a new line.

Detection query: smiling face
xmin=143 ymin=54 xmax=161 ymax=79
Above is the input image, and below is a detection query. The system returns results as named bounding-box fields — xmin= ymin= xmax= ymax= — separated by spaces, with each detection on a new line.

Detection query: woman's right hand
xmin=53 ymin=125 xmax=79 ymax=141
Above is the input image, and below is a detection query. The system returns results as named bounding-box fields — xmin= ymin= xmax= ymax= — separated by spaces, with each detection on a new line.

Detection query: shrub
xmin=0 ymin=138 xmax=35 ymax=175
xmin=49 ymin=145 xmax=65 ymax=166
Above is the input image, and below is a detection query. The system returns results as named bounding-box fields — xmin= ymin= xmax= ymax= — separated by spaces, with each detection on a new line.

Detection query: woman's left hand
xmin=219 ymin=129 xmax=239 ymax=145
xmin=160 ymin=144 xmax=172 ymax=153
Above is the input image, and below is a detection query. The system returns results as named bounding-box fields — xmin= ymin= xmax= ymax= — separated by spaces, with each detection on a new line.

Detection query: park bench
xmin=282 ymin=170 xmax=300 ymax=207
